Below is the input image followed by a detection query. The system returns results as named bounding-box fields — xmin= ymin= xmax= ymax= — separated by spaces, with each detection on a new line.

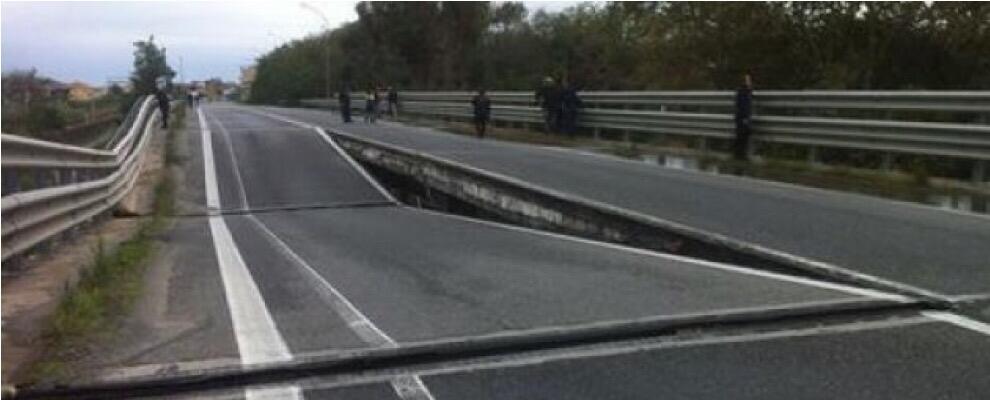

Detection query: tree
xmin=248 ymin=1 xmax=990 ymax=104
xmin=130 ymin=35 xmax=175 ymax=95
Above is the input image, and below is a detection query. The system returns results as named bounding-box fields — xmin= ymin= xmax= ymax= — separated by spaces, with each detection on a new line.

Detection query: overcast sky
xmin=1 ymin=1 xmax=575 ymax=85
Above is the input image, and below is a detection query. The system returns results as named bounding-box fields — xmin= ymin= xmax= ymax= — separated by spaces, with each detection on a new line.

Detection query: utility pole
xmin=300 ymin=2 xmax=332 ymax=107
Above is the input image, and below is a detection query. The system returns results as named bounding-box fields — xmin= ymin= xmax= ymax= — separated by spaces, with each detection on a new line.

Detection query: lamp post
xmin=300 ymin=2 xmax=332 ymax=108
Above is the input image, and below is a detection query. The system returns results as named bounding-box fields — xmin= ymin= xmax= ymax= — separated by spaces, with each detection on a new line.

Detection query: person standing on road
xmin=338 ymin=84 xmax=352 ymax=123
xmin=387 ymin=86 xmax=399 ymax=119
xmin=364 ymin=88 xmax=377 ymax=124
xmin=155 ymin=88 xmax=170 ymax=129
xmin=471 ymin=89 xmax=492 ymax=139
xmin=733 ymin=73 xmax=754 ymax=161
xmin=560 ymin=81 xmax=583 ymax=137
xmin=535 ymin=76 xmax=562 ymax=134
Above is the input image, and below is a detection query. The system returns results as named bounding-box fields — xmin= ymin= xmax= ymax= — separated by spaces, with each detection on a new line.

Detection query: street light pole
xmin=300 ymin=2 xmax=332 ymax=108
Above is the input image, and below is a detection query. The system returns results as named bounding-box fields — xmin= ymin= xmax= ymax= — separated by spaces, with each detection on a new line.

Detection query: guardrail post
xmin=2 ymin=169 xmax=20 ymax=195
xmin=696 ymin=137 xmax=708 ymax=153
xmin=623 ymin=104 xmax=632 ymax=144
xmin=35 ymin=169 xmax=49 ymax=190
xmin=881 ymin=153 xmax=894 ymax=171
xmin=593 ymin=127 xmax=601 ymax=141
xmin=974 ymin=160 xmax=987 ymax=184
xmin=807 ymin=146 xmax=820 ymax=165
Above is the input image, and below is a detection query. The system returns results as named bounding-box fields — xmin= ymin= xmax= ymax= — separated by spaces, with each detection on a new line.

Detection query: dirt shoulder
xmin=1 ymin=113 xmax=173 ymax=384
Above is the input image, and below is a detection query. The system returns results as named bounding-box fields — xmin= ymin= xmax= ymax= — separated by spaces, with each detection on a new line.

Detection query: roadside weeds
xmin=21 ymin=106 xmax=184 ymax=385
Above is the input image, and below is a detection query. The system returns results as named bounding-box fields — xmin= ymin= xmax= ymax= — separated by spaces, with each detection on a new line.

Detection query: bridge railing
xmin=1 ymin=96 xmax=160 ymax=262
xmin=302 ymin=90 xmax=990 ymax=181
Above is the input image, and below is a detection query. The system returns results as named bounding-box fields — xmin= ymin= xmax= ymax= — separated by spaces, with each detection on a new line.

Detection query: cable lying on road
xmin=6 ymin=298 xmax=929 ymax=399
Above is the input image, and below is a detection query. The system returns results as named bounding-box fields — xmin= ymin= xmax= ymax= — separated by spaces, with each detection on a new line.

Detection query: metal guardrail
xmin=1 ymin=96 xmax=159 ymax=262
xmin=302 ymin=91 xmax=990 ymax=181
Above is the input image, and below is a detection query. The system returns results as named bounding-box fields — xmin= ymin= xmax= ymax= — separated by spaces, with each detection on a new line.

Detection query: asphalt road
xmin=254 ymin=106 xmax=990 ymax=297
xmin=88 ymin=104 xmax=989 ymax=400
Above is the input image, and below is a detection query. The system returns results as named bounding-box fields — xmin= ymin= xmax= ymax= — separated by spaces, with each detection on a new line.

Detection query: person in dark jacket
xmin=471 ymin=89 xmax=492 ymax=139
xmin=338 ymin=84 xmax=352 ymax=123
xmin=155 ymin=88 xmax=170 ymax=129
xmin=559 ymin=81 xmax=583 ymax=137
xmin=733 ymin=74 xmax=754 ymax=161
xmin=534 ymin=77 xmax=562 ymax=134
xmin=387 ymin=86 xmax=399 ymax=118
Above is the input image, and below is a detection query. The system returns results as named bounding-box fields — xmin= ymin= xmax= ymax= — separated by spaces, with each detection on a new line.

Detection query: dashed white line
xmin=247 ymin=213 xmax=435 ymax=400
xmin=198 ymin=107 xmax=301 ymax=400
xmin=209 ymin=113 xmax=250 ymax=210
xmin=236 ymin=106 xmax=399 ymax=203
xmin=922 ymin=311 xmax=990 ymax=336
xmin=209 ymin=106 xmax=434 ymax=400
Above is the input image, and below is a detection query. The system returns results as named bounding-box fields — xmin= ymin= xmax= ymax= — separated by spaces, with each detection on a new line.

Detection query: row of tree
xmin=249 ymin=1 xmax=989 ymax=105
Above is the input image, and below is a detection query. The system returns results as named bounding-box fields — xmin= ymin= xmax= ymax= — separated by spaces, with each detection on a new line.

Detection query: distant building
xmin=240 ymin=66 xmax=256 ymax=101
xmin=67 ymin=81 xmax=103 ymax=102
xmin=204 ymin=78 xmax=225 ymax=101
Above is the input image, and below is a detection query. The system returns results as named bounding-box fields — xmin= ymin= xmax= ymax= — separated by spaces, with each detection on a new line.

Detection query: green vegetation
xmin=1 ymin=70 xmax=125 ymax=141
xmin=3 ymin=36 xmax=176 ymax=142
xmin=250 ymin=2 xmax=989 ymax=104
xmin=118 ymin=36 xmax=178 ymax=115
xmin=26 ymin=108 xmax=182 ymax=383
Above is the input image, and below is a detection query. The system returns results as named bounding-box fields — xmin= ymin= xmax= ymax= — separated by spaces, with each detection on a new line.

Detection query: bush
xmin=24 ymin=102 xmax=67 ymax=133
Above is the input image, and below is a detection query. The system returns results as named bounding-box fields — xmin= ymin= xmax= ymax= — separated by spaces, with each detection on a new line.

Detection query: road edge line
xmin=198 ymin=107 xmax=302 ymax=400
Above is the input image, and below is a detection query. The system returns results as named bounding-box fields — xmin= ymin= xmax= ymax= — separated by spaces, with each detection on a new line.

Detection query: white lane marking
xmin=246 ymin=214 xmax=435 ymax=400
xmin=243 ymin=385 xmax=302 ymax=400
xmin=197 ymin=108 xmax=222 ymax=211
xmin=209 ymin=112 xmax=250 ymax=210
xmin=314 ymin=126 xmax=399 ymax=204
xmin=235 ymin=106 xmax=399 ymax=204
xmin=212 ymin=106 xmax=432 ymax=399
xmin=233 ymin=106 xmax=912 ymax=303
xmin=276 ymin=107 xmax=959 ymax=303
xmin=922 ymin=311 xmax=990 ymax=336
xmin=198 ymin=107 xmax=302 ymax=400
xmin=413 ymin=208 xmax=910 ymax=303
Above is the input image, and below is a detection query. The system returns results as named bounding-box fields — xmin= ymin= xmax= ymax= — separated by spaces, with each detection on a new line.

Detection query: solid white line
xmin=197 ymin=108 xmax=222 ymax=211
xmin=922 ymin=311 xmax=990 ymax=336
xmin=246 ymin=214 xmax=435 ymax=400
xmin=198 ymin=107 xmax=301 ymax=400
xmin=235 ymin=106 xmax=399 ymax=203
xmin=413 ymin=208 xmax=911 ymax=303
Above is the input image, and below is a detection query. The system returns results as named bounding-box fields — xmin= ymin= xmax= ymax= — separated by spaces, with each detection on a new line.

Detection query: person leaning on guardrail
xmin=472 ymin=89 xmax=492 ymax=139
xmin=338 ymin=84 xmax=353 ymax=123
xmin=733 ymin=74 xmax=753 ymax=161
xmin=535 ymin=76 xmax=562 ymax=134
xmin=387 ymin=86 xmax=399 ymax=119
xmin=560 ymin=81 xmax=583 ymax=137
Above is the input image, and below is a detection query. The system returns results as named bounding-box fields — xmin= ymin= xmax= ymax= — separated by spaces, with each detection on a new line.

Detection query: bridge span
xmin=4 ymin=102 xmax=989 ymax=399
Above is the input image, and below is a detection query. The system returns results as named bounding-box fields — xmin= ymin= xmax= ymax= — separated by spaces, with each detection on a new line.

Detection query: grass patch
xmin=24 ymin=108 xmax=182 ymax=384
